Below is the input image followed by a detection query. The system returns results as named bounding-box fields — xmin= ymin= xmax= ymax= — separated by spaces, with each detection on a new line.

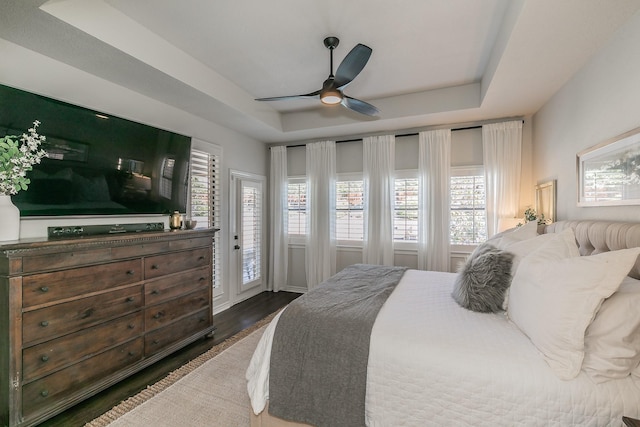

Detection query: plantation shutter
xmin=450 ymin=170 xmax=486 ymax=244
xmin=190 ymin=149 xmax=221 ymax=290
xmin=241 ymin=180 xmax=262 ymax=285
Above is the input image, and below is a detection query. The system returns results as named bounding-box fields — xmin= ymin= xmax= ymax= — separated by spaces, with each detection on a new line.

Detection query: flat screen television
xmin=0 ymin=84 xmax=192 ymax=217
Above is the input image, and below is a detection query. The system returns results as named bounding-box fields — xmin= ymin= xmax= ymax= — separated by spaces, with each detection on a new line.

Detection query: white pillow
xmin=500 ymin=232 xmax=559 ymax=274
xmin=498 ymin=229 xmax=572 ymax=311
xmin=582 ymin=276 xmax=640 ymax=382
xmin=507 ymin=228 xmax=640 ymax=380
xmin=491 ymin=220 xmax=538 ymax=248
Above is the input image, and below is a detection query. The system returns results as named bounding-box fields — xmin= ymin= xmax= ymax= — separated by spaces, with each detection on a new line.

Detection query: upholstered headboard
xmin=542 ymin=220 xmax=640 ymax=279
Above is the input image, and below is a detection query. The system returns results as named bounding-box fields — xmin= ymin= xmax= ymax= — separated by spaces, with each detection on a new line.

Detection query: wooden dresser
xmin=0 ymin=228 xmax=217 ymax=427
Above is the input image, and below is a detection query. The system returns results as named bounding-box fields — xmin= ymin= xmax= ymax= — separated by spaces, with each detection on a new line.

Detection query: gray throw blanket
xmin=268 ymin=264 xmax=408 ymax=427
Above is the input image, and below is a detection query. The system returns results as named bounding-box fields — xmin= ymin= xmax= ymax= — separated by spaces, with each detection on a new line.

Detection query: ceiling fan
xmin=255 ymin=36 xmax=379 ymax=117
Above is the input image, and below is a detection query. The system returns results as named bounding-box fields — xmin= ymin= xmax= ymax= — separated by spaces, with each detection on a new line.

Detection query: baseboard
xmin=280 ymin=285 xmax=307 ymax=294
xmin=213 ymin=301 xmax=231 ymax=315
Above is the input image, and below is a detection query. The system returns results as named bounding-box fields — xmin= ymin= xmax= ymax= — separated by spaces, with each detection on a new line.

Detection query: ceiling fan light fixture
xmin=320 ymin=89 xmax=342 ymax=105
xmin=256 ymin=37 xmax=378 ymax=116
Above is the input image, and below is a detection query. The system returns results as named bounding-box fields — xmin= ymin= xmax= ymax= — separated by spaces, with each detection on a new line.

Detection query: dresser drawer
xmin=145 ymin=266 xmax=210 ymax=305
xmin=110 ymin=241 xmax=170 ymax=259
xmin=22 ymin=338 xmax=143 ymax=418
xmin=23 ymin=285 xmax=143 ymax=346
xmin=21 ymin=248 xmax=114 ymax=273
xmin=168 ymin=236 xmax=213 ymax=251
xmin=22 ymin=259 xmax=142 ymax=308
xmin=145 ymin=287 xmax=210 ymax=331
xmin=23 ymin=312 xmax=143 ymax=383
xmin=145 ymin=308 xmax=210 ymax=356
xmin=144 ymin=247 xmax=210 ymax=279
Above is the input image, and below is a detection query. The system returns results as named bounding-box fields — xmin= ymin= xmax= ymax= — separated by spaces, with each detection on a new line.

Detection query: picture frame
xmin=535 ymin=180 xmax=556 ymax=223
xmin=577 ymin=126 xmax=640 ymax=206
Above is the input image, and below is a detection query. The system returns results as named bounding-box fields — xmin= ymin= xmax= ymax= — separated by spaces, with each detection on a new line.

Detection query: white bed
xmin=246 ymin=220 xmax=640 ymax=426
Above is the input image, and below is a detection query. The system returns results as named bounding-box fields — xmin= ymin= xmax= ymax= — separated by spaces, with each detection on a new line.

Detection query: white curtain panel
xmin=418 ymin=129 xmax=451 ymax=272
xmin=268 ymin=146 xmax=288 ymax=292
xmin=305 ymin=141 xmax=337 ymax=290
xmin=363 ymin=135 xmax=395 ymax=266
xmin=482 ymin=121 xmax=523 ymax=238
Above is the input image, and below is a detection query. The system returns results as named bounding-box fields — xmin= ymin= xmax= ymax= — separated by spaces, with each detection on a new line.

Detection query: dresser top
xmin=0 ymin=228 xmax=219 ymax=253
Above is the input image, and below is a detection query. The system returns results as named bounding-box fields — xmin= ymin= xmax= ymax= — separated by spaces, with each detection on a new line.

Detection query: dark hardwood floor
xmin=39 ymin=291 xmax=300 ymax=427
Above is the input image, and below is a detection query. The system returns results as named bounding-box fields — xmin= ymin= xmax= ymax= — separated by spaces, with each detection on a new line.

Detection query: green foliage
xmin=0 ymin=121 xmax=48 ymax=195
xmin=523 ymin=207 xmax=548 ymax=225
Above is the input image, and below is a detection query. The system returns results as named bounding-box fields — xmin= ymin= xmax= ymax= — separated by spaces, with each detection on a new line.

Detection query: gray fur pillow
xmin=451 ymin=243 xmax=515 ymax=313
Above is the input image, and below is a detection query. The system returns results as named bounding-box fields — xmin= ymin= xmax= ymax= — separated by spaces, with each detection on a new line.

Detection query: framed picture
xmin=577 ymin=127 xmax=640 ymax=206
xmin=535 ymin=180 xmax=556 ymax=223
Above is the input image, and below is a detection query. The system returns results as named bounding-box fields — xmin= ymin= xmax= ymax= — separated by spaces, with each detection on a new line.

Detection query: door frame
xmin=229 ymin=169 xmax=266 ymax=303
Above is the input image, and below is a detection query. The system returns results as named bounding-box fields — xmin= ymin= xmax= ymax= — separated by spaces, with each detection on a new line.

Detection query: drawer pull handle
xmin=153 ymin=311 xmax=164 ymax=319
xmin=40 ymin=286 xmax=49 ymax=293
xmin=40 ymin=390 xmax=49 ymax=397
xmin=126 ymin=296 xmax=135 ymax=302
xmin=80 ymin=308 xmax=94 ymax=319
xmin=128 ymin=324 xmax=135 ymax=329
xmin=41 ymin=355 xmax=49 ymax=362
xmin=198 ymin=256 xmax=205 ymax=261
xmin=153 ymin=339 xmax=159 ymax=344
xmin=40 ymin=321 xmax=49 ymax=327
xmin=151 ymin=264 xmax=159 ymax=270
xmin=126 ymin=270 xmax=135 ymax=275
xmin=199 ymin=317 xmax=205 ymax=323
xmin=199 ymin=277 xmax=205 ymax=282
xmin=128 ymin=351 xmax=135 ymax=357
xmin=151 ymin=289 xmax=159 ymax=295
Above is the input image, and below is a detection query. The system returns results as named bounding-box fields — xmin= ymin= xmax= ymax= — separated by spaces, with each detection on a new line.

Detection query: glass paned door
xmin=241 ymin=179 xmax=262 ymax=287
xmin=231 ymin=170 xmax=265 ymax=295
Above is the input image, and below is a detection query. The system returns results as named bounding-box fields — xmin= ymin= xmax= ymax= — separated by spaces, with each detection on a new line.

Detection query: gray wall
xmin=282 ymin=126 xmax=534 ymax=290
xmin=1 ymin=41 xmax=268 ymax=311
xmin=532 ymin=10 xmax=640 ymax=222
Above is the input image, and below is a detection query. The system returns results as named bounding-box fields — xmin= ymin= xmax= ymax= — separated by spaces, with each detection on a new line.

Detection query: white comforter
xmin=247 ymin=269 xmax=640 ymax=426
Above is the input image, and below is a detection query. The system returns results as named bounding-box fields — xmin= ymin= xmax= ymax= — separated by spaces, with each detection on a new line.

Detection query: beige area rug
xmin=86 ymin=311 xmax=279 ymax=427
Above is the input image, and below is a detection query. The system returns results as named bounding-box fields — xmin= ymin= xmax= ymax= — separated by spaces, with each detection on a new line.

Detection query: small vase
xmin=0 ymin=195 xmax=20 ymax=242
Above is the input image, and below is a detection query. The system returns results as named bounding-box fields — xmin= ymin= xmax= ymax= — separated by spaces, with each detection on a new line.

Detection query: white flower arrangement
xmin=0 ymin=121 xmax=48 ymax=196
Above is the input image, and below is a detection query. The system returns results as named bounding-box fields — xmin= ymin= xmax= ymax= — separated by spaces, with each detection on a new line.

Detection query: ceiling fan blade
xmin=342 ymin=96 xmax=379 ymax=117
xmin=256 ymin=90 xmax=320 ymax=102
xmin=334 ymin=44 xmax=372 ymax=89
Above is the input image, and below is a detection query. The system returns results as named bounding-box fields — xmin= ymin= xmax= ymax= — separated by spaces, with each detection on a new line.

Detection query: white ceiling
xmin=1 ymin=0 xmax=639 ymax=143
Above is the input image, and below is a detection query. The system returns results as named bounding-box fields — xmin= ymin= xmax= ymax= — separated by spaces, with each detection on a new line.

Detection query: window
xmin=394 ymin=177 xmax=419 ymax=241
xmin=336 ymin=178 xmax=364 ymax=241
xmin=450 ymin=167 xmax=486 ymax=244
xmin=190 ymin=148 xmax=222 ymax=290
xmin=287 ymin=178 xmax=306 ymax=235
xmin=241 ymin=180 xmax=262 ymax=285
xmin=284 ymin=167 xmax=486 ymax=246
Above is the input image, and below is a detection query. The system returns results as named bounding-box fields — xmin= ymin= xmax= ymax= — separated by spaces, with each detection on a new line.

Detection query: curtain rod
xmin=281 ymin=127 xmax=473 ymax=149
xmin=274 ymin=120 xmax=524 ymax=149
